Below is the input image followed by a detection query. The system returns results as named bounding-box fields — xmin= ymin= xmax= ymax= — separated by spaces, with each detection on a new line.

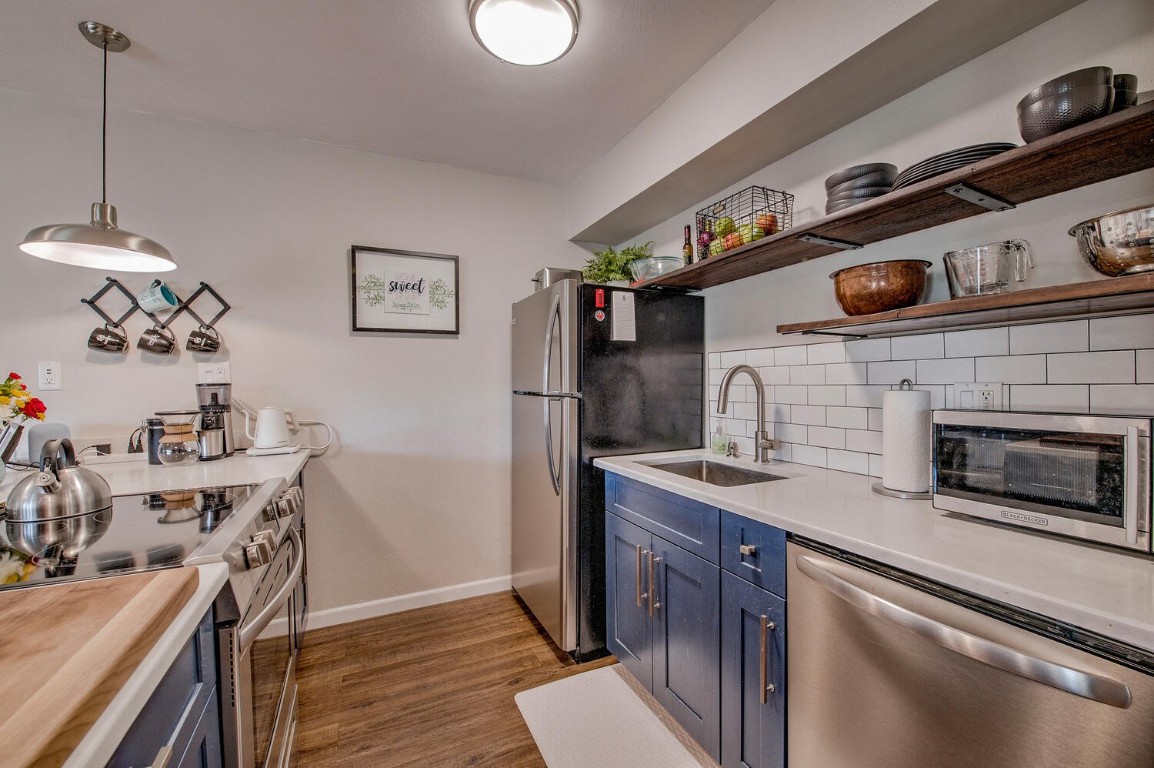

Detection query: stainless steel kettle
xmin=3 ymin=439 xmax=113 ymax=521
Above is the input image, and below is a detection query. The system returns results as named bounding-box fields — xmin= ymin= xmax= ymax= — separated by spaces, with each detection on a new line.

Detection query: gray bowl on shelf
xmin=1017 ymin=66 xmax=1113 ymax=111
xmin=1017 ymin=84 xmax=1114 ymax=143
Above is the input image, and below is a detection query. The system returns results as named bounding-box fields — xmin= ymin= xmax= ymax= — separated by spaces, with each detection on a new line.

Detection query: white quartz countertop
xmin=595 ymin=451 xmax=1154 ymax=653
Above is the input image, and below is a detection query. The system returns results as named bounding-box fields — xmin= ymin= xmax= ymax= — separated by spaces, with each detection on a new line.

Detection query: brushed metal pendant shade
xmin=18 ymin=22 xmax=175 ymax=272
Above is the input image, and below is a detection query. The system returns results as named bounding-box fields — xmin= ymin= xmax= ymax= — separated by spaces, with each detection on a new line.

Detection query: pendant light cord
xmin=102 ymin=38 xmax=108 ymax=204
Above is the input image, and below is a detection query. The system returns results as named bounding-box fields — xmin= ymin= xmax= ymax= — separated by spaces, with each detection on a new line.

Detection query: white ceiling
xmin=0 ymin=1 xmax=777 ymax=187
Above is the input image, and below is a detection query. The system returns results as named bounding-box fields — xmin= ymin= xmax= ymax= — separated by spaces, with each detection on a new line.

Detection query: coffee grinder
xmin=195 ymin=383 xmax=234 ymax=460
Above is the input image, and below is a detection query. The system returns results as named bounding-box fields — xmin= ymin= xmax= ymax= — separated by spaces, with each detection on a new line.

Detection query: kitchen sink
xmin=643 ymin=459 xmax=787 ymax=487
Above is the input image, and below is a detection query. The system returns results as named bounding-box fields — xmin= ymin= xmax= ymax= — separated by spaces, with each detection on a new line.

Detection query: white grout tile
xmin=1139 ymin=351 xmax=1154 ymax=384
xmin=770 ymin=443 xmax=793 ymax=462
xmin=827 ymin=449 xmax=870 ymax=475
xmin=825 ymin=362 xmax=867 ymax=385
xmin=720 ymin=350 xmax=746 ymax=368
xmin=1009 ymin=385 xmax=1089 ymax=413
xmin=708 ymin=368 xmax=729 ymax=385
xmin=731 ymin=435 xmax=755 ymax=457
xmin=846 ymin=429 xmax=883 ymax=454
xmin=1048 ymin=351 xmax=1135 ymax=384
xmin=868 ymin=408 xmax=884 ymax=431
xmin=809 ymin=386 xmax=847 ymax=406
xmin=868 ymin=361 xmax=917 ymax=385
xmin=916 ymin=357 xmax=975 ymax=385
xmin=1089 ymin=385 xmax=1154 ymax=415
xmin=845 ymin=338 xmax=891 ymax=362
xmin=1089 ymin=314 xmax=1154 ymax=351
xmin=775 ymin=385 xmax=808 ymax=405
xmin=974 ymin=354 xmax=1046 ymax=384
xmin=808 ymin=426 xmax=846 ymax=449
xmin=790 ymin=365 xmax=826 ymax=385
xmin=807 ymin=342 xmax=846 ymax=364
xmin=707 ymin=352 xmax=721 ymax=369
xmin=775 ymin=422 xmax=807 ymax=443
xmin=767 ymin=404 xmax=790 ymax=423
xmin=732 ymin=402 xmax=758 ymax=421
xmin=868 ymin=453 xmax=883 ymax=478
xmin=745 ymin=348 xmax=775 ymax=367
xmin=708 ymin=386 xmax=720 ymax=403
xmin=790 ymin=405 xmax=827 ymax=426
xmin=760 ymin=366 xmax=791 ymax=385
xmin=791 ymin=444 xmax=828 ymax=468
xmin=1010 ymin=320 xmax=1088 ymax=355
xmin=773 ymin=345 xmax=809 ymax=366
xmin=891 ymin=333 xmax=945 ymax=360
xmin=944 ymin=327 xmax=1008 ymax=358
xmin=913 ymin=384 xmax=947 ymax=409
xmin=827 ymin=406 xmax=868 ymax=430
xmin=847 ymin=385 xmax=891 ymax=408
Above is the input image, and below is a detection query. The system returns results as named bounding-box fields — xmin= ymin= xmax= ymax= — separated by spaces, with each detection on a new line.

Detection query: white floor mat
xmin=514 ymin=664 xmax=716 ymax=768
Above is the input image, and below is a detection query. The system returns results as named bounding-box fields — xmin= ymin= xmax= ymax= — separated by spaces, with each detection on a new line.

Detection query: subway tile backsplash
xmin=707 ymin=313 xmax=1154 ymax=479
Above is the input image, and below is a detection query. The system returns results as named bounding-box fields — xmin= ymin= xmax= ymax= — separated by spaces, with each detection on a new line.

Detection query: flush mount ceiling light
xmin=469 ymin=0 xmax=578 ymax=66
xmin=18 ymin=21 xmax=175 ymax=272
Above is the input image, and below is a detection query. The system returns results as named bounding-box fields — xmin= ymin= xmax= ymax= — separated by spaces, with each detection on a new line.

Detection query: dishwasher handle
xmin=795 ymin=554 xmax=1133 ymax=709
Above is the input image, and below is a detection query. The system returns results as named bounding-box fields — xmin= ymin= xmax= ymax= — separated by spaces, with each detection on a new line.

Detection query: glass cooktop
xmin=0 ymin=483 xmax=258 ymax=591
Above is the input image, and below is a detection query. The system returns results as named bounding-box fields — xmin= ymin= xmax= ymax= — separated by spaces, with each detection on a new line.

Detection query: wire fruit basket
xmin=695 ymin=186 xmax=793 ymax=260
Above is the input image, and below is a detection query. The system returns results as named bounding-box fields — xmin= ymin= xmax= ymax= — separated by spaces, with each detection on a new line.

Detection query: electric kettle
xmin=4 ymin=439 xmax=113 ymax=521
xmin=247 ymin=407 xmax=293 ymax=449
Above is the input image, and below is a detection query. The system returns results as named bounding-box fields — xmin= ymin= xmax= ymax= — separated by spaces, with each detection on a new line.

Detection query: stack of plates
xmin=891 ymin=143 xmax=1018 ymax=191
xmin=824 ymin=163 xmax=898 ymax=215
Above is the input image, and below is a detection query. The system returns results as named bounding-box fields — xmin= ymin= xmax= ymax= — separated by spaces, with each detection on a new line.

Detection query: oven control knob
xmin=276 ymin=496 xmax=297 ymax=518
xmin=245 ymin=529 xmax=276 ymax=569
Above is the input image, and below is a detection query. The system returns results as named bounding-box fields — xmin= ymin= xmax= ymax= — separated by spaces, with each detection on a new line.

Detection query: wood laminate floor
xmin=295 ymin=591 xmax=615 ymax=767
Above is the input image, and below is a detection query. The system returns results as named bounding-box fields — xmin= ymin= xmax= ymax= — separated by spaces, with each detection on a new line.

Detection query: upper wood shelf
xmin=775 ymin=273 xmax=1154 ymax=338
xmin=643 ymin=101 xmax=1154 ymax=291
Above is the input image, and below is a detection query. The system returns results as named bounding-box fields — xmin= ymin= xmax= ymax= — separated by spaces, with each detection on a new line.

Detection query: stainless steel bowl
xmin=1068 ymin=203 xmax=1154 ymax=277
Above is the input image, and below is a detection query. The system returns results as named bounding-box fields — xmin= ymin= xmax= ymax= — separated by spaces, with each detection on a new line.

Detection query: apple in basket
xmin=756 ymin=213 xmax=778 ymax=234
xmin=723 ymin=232 xmax=744 ymax=250
xmin=714 ymin=216 xmax=737 ymax=237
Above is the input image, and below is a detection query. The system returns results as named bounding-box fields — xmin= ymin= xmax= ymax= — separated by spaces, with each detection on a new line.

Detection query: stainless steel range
xmin=0 ymin=474 xmax=307 ymax=768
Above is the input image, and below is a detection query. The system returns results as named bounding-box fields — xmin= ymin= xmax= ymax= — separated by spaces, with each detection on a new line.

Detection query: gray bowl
xmin=1017 ymin=66 xmax=1113 ymax=111
xmin=827 ymin=170 xmax=898 ymax=195
xmin=825 ymin=163 xmax=898 ymax=191
xmin=826 ymin=185 xmax=892 ymax=204
xmin=1017 ymin=84 xmax=1114 ymax=143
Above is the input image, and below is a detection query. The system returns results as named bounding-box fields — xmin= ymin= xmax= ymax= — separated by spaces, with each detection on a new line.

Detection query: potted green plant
xmin=581 ymin=241 xmax=654 ymax=285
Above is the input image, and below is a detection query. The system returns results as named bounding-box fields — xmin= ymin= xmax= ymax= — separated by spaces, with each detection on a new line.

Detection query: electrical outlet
xmin=198 ymin=362 xmax=232 ymax=384
xmin=38 ymin=361 xmax=62 ymax=390
xmin=953 ymin=382 xmax=1003 ymax=410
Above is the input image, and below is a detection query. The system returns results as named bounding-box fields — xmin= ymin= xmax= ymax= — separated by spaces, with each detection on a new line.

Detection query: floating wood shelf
xmin=776 ymin=273 xmax=1154 ymax=338
xmin=642 ymin=101 xmax=1154 ymax=291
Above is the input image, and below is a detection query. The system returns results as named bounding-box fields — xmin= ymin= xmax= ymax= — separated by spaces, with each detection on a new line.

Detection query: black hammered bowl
xmin=1017 ymin=66 xmax=1113 ymax=111
xmin=825 ymin=163 xmax=898 ymax=191
xmin=827 ymin=170 xmax=898 ymax=195
xmin=826 ymin=185 xmax=892 ymax=204
xmin=1017 ymin=84 xmax=1114 ymax=143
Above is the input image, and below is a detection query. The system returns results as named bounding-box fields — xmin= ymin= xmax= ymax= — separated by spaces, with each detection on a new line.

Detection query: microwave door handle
xmin=795 ymin=554 xmax=1133 ymax=708
xmin=1124 ymin=426 xmax=1139 ymax=546
xmin=238 ymin=527 xmax=305 ymax=652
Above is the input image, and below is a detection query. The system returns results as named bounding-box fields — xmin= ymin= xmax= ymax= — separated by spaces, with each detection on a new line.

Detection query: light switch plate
xmin=953 ymin=382 xmax=1002 ymax=410
xmin=198 ymin=362 xmax=232 ymax=384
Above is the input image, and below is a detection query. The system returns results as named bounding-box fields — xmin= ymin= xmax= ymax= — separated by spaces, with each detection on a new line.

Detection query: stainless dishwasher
xmin=787 ymin=539 xmax=1154 ymax=768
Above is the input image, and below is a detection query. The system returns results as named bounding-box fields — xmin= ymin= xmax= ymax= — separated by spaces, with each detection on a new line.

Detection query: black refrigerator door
xmin=574 ymin=284 xmax=705 ymax=660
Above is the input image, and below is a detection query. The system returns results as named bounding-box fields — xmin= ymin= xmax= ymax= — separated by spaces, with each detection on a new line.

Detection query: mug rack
xmin=81 ymin=277 xmax=232 ymax=344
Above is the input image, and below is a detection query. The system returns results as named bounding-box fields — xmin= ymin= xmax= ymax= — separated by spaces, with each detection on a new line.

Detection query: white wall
xmin=0 ymin=87 xmax=587 ymax=616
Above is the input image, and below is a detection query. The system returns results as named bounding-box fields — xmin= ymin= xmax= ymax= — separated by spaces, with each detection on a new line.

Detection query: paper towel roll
xmin=881 ymin=387 xmax=932 ymax=493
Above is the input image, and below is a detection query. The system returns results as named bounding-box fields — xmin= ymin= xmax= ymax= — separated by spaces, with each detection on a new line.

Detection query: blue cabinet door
xmin=721 ymin=571 xmax=785 ymax=768
xmin=652 ymin=537 xmax=721 ymax=762
xmin=606 ymin=512 xmax=654 ymax=691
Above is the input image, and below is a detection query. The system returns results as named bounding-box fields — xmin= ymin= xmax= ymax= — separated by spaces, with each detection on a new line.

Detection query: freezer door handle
xmin=543 ymin=397 xmax=560 ymax=496
xmin=795 ymin=554 xmax=1133 ymax=709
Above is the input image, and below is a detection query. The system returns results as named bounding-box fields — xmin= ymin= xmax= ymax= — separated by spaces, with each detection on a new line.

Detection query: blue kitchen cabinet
xmin=605 ymin=473 xmax=721 ymax=761
xmin=721 ymin=571 xmax=785 ymax=768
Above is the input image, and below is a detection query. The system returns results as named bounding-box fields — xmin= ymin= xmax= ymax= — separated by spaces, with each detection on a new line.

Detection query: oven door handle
xmin=1124 ymin=426 xmax=1140 ymax=546
xmin=239 ymin=527 xmax=304 ymax=653
xmin=795 ymin=554 xmax=1133 ymax=709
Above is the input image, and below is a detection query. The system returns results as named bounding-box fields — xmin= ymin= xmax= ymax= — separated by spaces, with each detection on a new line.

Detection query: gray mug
xmin=88 ymin=323 xmax=129 ymax=353
xmin=137 ymin=325 xmax=177 ymax=354
xmin=186 ymin=326 xmax=222 ymax=353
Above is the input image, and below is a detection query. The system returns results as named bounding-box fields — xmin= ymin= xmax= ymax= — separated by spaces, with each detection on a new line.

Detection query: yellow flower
xmin=0 ymin=396 xmax=8 ymax=405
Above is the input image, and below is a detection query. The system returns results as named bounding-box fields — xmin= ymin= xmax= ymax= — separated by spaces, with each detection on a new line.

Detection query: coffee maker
xmin=195 ymin=383 xmax=234 ymax=460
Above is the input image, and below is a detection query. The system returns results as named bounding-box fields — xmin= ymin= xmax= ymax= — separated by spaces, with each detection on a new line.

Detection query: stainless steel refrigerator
xmin=511 ymin=280 xmax=704 ymax=660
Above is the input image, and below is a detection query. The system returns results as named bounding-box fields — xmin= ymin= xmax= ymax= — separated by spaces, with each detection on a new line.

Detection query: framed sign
xmin=350 ymin=245 xmax=459 ymax=335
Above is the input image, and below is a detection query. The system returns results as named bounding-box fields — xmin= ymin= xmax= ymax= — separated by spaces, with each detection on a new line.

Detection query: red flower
xmin=7 ymin=372 xmax=19 ymax=381
xmin=19 ymin=384 xmax=27 ymax=391
xmin=19 ymin=398 xmax=46 ymax=420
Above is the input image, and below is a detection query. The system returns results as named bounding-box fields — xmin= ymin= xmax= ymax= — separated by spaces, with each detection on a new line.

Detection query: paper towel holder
xmin=872 ymin=379 xmax=933 ymax=500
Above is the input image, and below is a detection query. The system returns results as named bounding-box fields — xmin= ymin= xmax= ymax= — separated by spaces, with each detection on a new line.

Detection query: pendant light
xmin=18 ymin=22 xmax=175 ymax=272
xmin=469 ymin=0 xmax=578 ymax=66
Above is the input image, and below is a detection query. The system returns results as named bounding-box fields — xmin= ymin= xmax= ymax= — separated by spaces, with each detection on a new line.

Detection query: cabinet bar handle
xmin=150 ymin=744 xmax=174 ymax=768
xmin=648 ymin=552 xmax=662 ymax=616
xmin=635 ymin=545 xmax=645 ymax=607
xmin=759 ymin=615 xmax=777 ymax=704
xmin=739 ymin=543 xmax=757 ymax=556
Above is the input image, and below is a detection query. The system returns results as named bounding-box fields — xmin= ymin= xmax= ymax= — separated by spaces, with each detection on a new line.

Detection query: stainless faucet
xmin=717 ymin=364 xmax=776 ymax=463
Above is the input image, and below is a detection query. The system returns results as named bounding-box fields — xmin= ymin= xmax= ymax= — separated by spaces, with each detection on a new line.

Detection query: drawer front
xmin=720 ymin=511 xmax=786 ymax=598
xmin=607 ymin=474 xmax=720 ymax=563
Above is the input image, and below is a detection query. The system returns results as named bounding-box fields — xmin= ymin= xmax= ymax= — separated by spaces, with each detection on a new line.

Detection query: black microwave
xmin=932 ymin=410 xmax=1152 ymax=552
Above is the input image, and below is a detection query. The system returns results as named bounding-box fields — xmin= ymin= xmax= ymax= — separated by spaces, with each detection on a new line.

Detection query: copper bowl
xmin=829 ymin=260 xmax=932 ymax=316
